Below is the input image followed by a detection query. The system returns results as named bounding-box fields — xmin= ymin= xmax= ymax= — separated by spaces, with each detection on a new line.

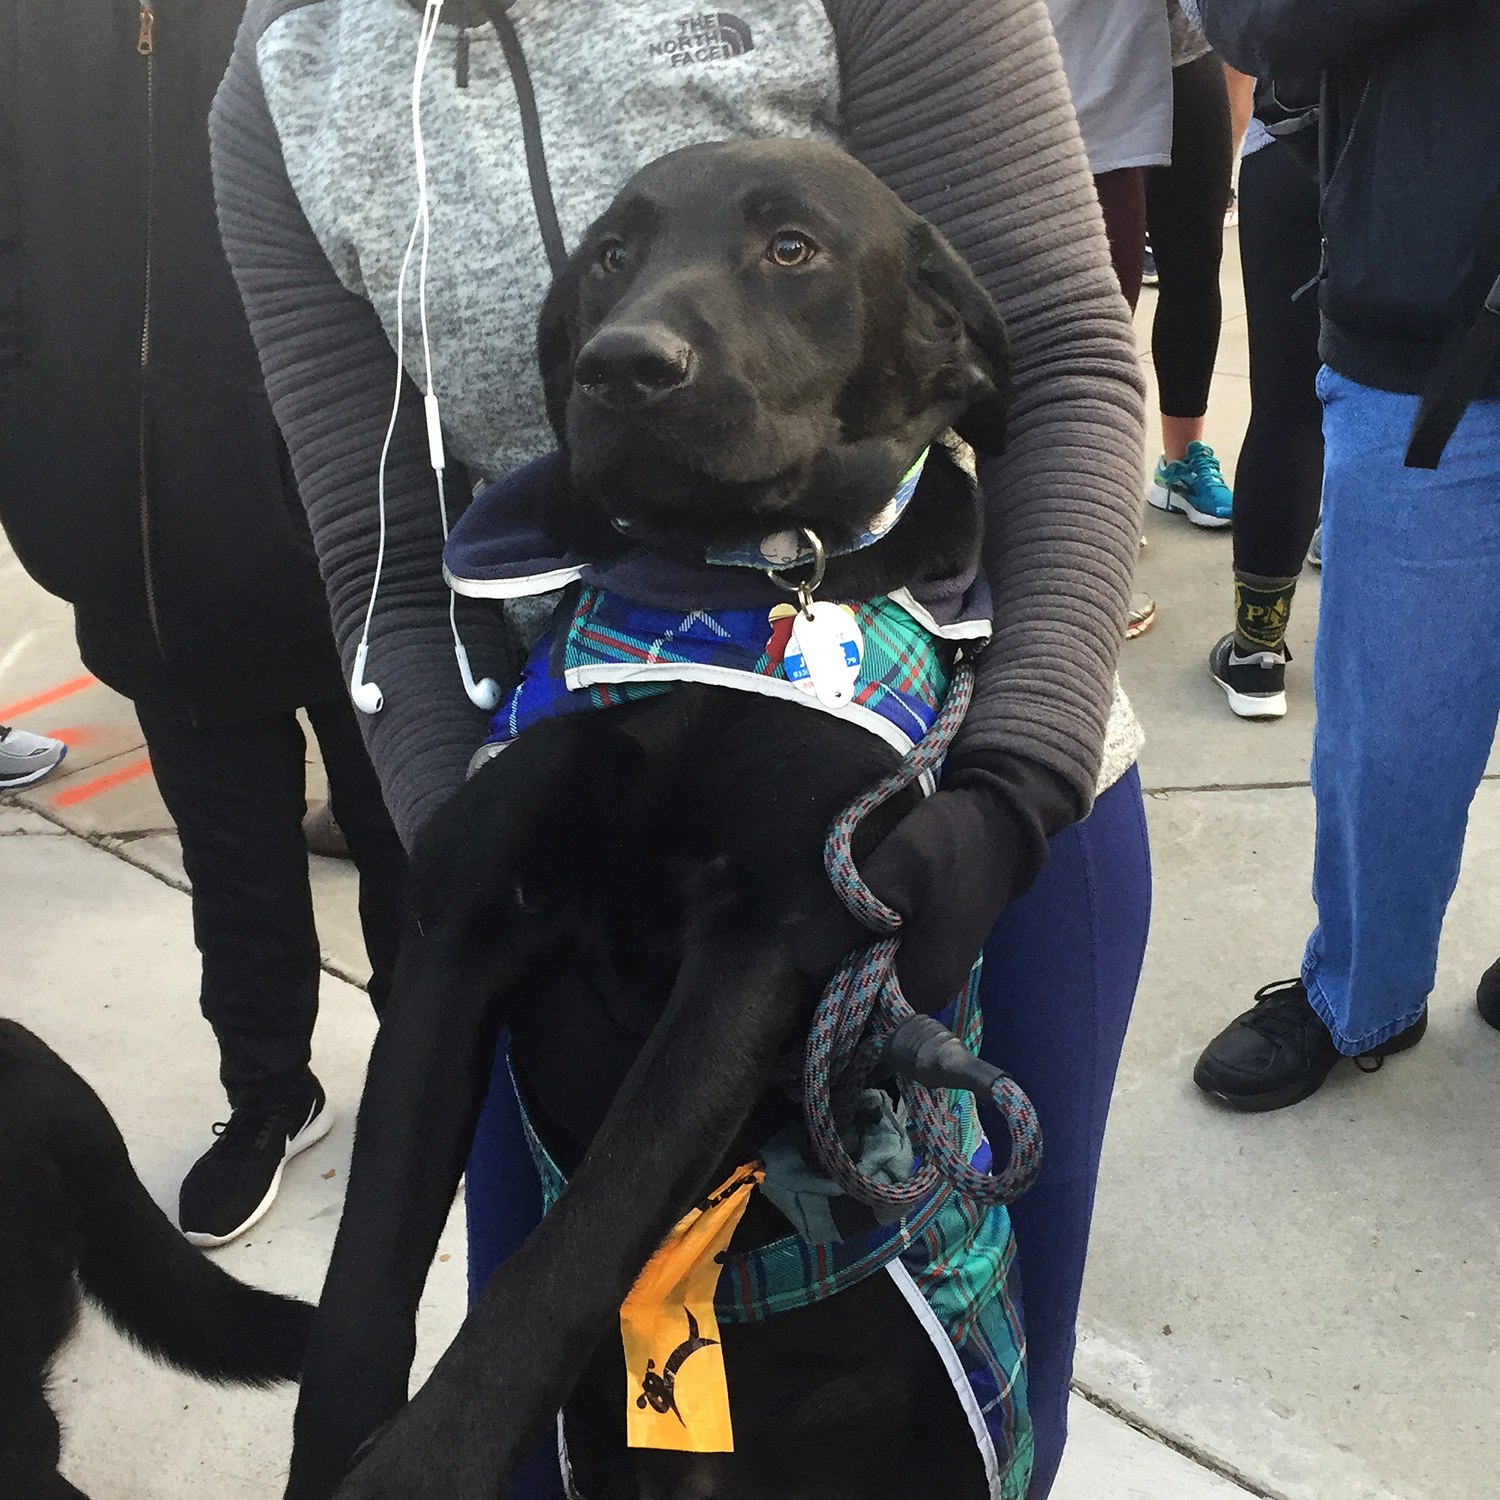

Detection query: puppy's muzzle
xmin=575 ymin=325 xmax=696 ymax=410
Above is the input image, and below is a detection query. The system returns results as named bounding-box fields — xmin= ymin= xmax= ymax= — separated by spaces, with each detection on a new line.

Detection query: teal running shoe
xmin=1147 ymin=441 xmax=1233 ymax=528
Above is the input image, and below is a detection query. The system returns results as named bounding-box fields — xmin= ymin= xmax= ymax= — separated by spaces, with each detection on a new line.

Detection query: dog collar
xmin=686 ymin=446 xmax=930 ymax=573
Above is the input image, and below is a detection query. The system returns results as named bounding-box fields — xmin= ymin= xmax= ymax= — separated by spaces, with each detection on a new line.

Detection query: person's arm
xmin=1192 ymin=0 xmax=1436 ymax=76
xmin=831 ymin=0 xmax=1143 ymax=810
xmin=819 ymin=0 xmax=1147 ymax=1003
xmin=210 ymin=3 xmax=509 ymax=847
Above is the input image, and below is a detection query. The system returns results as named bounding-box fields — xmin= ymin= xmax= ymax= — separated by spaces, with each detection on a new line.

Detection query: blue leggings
xmin=466 ymin=765 xmax=1151 ymax=1498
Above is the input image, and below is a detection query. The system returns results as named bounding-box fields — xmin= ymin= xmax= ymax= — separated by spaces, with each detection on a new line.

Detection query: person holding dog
xmin=0 ymin=0 xmax=407 ymax=1248
xmin=212 ymin=1 xmax=1152 ymax=1493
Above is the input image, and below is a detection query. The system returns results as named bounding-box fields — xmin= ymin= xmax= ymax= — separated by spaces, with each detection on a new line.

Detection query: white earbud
xmin=358 ymin=0 xmax=503 ymax=721
xmin=455 ymin=642 xmax=501 ymax=711
xmin=350 ymin=641 xmax=384 ymax=716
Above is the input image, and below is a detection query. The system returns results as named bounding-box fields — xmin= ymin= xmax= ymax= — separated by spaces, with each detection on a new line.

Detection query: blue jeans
xmin=1303 ymin=368 xmax=1500 ymax=1052
xmin=467 ymin=766 xmax=1152 ymax=1498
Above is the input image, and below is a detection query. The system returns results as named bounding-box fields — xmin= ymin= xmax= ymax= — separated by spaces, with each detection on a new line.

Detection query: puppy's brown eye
xmin=767 ymin=232 xmax=817 ymax=267
xmin=598 ymin=240 xmax=628 ymax=273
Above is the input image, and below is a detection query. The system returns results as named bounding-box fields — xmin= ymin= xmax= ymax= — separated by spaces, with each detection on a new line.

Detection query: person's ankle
xmin=1231 ymin=633 xmax=1289 ymax=659
xmin=1233 ymin=572 xmax=1298 ymax=658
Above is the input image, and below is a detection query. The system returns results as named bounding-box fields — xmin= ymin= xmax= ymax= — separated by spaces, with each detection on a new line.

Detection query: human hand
xmin=859 ymin=781 xmax=1041 ymax=1012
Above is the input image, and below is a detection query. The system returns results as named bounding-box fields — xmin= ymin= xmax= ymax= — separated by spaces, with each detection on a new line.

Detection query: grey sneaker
xmin=1125 ymin=592 xmax=1157 ymax=640
xmin=0 ymin=725 xmax=67 ymax=788
xmin=1307 ymin=525 xmax=1322 ymax=569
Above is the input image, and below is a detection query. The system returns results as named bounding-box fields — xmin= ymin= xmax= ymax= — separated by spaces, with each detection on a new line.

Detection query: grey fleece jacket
xmin=211 ymin=0 xmax=1146 ymax=847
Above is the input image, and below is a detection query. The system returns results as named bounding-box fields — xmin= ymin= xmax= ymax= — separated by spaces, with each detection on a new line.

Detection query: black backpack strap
xmin=1405 ymin=269 xmax=1500 ymax=469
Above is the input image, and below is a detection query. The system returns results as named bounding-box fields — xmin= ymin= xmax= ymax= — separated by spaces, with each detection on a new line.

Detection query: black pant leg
xmin=1147 ymin=52 xmax=1233 ymax=419
xmin=136 ymin=702 xmax=319 ymax=1111
xmin=304 ymin=694 xmax=408 ymax=1017
xmin=1231 ymin=140 xmax=1326 ymax=578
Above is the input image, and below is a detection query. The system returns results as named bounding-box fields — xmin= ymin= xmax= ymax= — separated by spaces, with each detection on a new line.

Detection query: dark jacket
xmin=0 ymin=0 xmax=343 ymax=725
xmin=1198 ymin=0 xmax=1500 ymax=398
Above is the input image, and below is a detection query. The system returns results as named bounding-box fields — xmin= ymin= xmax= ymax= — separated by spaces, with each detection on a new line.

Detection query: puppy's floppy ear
xmin=909 ymin=220 xmax=1012 ymax=455
xmin=536 ymin=246 xmax=591 ymax=446
xmin=535 ymin=249 xmax=631 ymax=556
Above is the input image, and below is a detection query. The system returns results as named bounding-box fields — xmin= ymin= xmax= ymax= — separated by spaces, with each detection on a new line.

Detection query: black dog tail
xmin=2 ymin=1020 xmax=312 ymax=1386
xmin=76 ymin=1165 xmax=313 ymax=1387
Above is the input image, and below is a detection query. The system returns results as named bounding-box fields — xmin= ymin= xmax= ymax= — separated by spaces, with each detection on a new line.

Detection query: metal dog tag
xmin=784 ymin=603 xmax=863 ymax=708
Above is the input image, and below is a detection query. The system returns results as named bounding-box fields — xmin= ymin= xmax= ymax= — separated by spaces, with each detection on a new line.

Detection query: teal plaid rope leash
xmin=804 ymin=662 xmax=1044 ymax=1209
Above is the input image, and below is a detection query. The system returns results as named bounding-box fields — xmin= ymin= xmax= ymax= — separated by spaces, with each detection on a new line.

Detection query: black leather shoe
xmin=1194 ymin=978 xmax=1427 ymax=1113
xmin=1477 ymin=958 xmax=1500 ymax=1030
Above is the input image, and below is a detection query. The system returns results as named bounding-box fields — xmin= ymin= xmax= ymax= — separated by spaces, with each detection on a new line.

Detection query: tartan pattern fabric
xmin=485 ymin=585 xmax=956 ymax=752
xmin=901 ymin=1192 xmax=1033 ymax=1500
xmin=509 ymin=1052 xmax=1032 ymax=1499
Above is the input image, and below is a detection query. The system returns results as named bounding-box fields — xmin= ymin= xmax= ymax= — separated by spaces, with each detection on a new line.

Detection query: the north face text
xmin=649 ymin=13 xmax=754 ymax=66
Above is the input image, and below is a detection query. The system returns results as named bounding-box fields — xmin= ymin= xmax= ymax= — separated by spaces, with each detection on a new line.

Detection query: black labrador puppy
xmin=288 ymin=139 xmax=1014 ymax=1500
xmin=0 ymin=1019 xmax=311 ymax=1499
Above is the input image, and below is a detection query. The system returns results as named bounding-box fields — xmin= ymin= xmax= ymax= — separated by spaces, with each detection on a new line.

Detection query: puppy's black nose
xmin=575 ymin=326 xmax=695 ymax=408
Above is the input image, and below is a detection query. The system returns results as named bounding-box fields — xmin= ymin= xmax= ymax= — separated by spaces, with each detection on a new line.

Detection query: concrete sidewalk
xmin=0 ymin=815 xmax=1250 ymax=1500
xmin=3 ymin=227 xmax=1495 ymax=1498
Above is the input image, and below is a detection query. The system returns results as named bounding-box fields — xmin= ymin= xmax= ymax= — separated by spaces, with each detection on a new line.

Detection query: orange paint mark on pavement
xmin=45 ymin=726 xmax=99 ymax=748
xmin=0 ymin=675 xmax=98 ymax=722
xmin=52 ymin=756 xmax=154 ymax=808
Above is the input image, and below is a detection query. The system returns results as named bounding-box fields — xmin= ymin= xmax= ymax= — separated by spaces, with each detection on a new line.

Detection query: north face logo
xmin=649 ymin=13 xmax=754 ymax=66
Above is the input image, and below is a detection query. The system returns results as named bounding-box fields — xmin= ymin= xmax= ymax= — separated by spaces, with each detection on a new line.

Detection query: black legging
xmin=138 ymin=691 xmax=407 ymax=1109
xmin=1147 ymin=51 xmax=1232 ymax=419
xmin=1232 ymin=139 xmax=1325 ymax=578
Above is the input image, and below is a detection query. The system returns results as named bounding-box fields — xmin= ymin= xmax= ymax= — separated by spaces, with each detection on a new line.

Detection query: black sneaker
xmin=178 ymin=1077 xmax=333 ymax=1247
xmin=1194 ymin=978 xmax=1428 ymax=1113
xmin=1209 ymin=633 xmax=1289 ymax=720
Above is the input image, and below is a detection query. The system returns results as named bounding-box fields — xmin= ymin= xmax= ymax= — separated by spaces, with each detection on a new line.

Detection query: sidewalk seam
xmin=1070 ymin=1381 xmax=1285 ymax=1499
xmin=1147 ymin=779 xmax=1309 ymax=795
xmin=1 ymin=793 xmax=369 ymax=992
xmin=1149 ymin=771 xmax=1500 ymax=796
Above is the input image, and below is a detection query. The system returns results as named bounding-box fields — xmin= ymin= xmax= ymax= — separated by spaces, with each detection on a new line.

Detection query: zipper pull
xmin=138 ymin=3 xmax=155 ymax=55
xmin=455 ymin=31 xmax=470 ymax=89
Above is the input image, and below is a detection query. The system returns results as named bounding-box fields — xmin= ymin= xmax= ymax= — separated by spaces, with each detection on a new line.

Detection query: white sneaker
xmin=0 ymin=725 xmax=67 ymax=788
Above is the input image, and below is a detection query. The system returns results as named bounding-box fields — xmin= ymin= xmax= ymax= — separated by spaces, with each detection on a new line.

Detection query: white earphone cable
xmin=408 ymin=2 xmax=470 ymax=673
xmin=355 ymin=0 xmax=451 ymax=712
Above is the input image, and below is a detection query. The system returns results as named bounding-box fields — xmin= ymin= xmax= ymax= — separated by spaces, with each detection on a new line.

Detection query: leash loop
xmin=803 ymin=661 xmax=1044 ymax=1210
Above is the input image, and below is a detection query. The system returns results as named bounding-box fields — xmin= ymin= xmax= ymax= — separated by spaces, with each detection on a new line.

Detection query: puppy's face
xmin=537 ymin=139 xmax=1009 ymax=559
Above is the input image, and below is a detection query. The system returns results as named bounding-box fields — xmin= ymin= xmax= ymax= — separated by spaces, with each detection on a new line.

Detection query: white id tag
xmin=784 ymin=603 xmax=863 ymax=708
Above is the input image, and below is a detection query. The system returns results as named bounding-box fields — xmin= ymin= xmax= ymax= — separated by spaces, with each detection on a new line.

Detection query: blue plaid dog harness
xmin=443 ymin=450 xmax=992 ymax=760
xmin=444 ymin=443 xmax=1029 ymax=1495
xmin=482 ymin=583 xmax=975 ymax=758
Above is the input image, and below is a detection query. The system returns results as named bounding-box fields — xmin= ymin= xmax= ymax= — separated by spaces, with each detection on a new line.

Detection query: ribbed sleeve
xmin=829 ymin=0 xmax=1146 ymax=806
xmin=210 ymin=3 xmax=508 ymax=845
xmin=214 ymin=0 xmax=1143 ymax=843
